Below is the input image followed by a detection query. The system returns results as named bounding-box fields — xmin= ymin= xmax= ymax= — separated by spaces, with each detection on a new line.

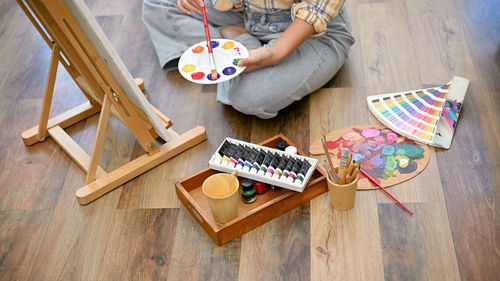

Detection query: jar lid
xmin=285 ymin=146 xmax=297 ymax=154
xmin=276 ymin=140 xmax=288 ymax=151
xmin=241 ymin=179 xmax=254 ymax=190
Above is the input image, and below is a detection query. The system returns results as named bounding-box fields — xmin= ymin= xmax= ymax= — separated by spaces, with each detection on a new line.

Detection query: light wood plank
xmin=48 ymin=125 xmax=107 ymax=177
xmin=21 ymin=101 xmax=101 ymax=145
xmin=309 ymin=87 xmax=384 ymax=281
xmin=311 ymin=192 xmax=384 ymax=281
xmin=357 ymin=1 xmax=421 ymax=93
xmin=86 ymin=95 xmax=111 ymax=183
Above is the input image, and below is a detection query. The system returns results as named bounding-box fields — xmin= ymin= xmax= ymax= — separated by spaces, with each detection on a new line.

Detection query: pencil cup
xmin=202 ymin=170 xmax=240 ymax=224
xmin=327 ymin=174 xmax=358 ymax=211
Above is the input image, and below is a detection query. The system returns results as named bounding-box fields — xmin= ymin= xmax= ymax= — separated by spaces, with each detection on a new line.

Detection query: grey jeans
xmin=143 ymin=0 xmax=355 ymax=118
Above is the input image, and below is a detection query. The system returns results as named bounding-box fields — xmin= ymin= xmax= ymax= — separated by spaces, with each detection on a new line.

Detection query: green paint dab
xmin=233 ymin=58 xmax=242 ymax=66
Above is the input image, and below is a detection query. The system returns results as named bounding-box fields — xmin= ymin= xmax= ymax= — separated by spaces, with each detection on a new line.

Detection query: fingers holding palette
xmin=178 ymin=39 xmax=249 ymax=84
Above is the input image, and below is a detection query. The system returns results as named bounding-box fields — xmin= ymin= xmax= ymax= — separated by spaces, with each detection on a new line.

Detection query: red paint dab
xmin=191 ymin=72 xmax=205 ymax=80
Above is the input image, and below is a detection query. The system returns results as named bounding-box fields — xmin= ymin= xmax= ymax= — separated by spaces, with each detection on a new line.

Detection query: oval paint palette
xmin=178 ymin=39 xmax=248 ymax=84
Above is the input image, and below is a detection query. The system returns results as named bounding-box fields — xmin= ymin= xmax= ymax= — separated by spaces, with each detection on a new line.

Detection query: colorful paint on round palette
xmin=326 ymin=127 xmax=427 ymax=188
xmin=178 ymin=39 xmax=248 ymax=84
xmin=309 ymin=125 xmax=429 ymax=190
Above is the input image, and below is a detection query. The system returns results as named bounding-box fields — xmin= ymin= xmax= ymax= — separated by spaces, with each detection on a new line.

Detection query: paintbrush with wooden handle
xmin=201 ymin=7 xmax=217 ymax=79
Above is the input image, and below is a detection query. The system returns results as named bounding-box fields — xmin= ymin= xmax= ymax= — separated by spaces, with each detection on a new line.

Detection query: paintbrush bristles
xmin=339 ymin=148 xmax=350 ymax=169
xmin=211 ymin=69 xmax=218 ymax=79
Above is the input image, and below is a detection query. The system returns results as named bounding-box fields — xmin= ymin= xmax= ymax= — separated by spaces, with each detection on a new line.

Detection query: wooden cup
xmin=202 ymin=170 xmax=240 ymax=224
xmin=327 ymin=174 xmax=358 ymax=211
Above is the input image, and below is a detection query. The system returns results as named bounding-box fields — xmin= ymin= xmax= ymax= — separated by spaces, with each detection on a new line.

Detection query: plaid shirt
xmin=213 ymin=0 xmax=346 ymax=36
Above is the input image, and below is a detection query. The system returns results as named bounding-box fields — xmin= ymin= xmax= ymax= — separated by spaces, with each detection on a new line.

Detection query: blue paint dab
xmin=222 ymin=67 xmax=236 ymax=76
xmin=382 ymin=145 xmax=395 ymax=155
xmin=207 ymin=41 xmax=219 ymax=48
xmin=207 ymin=72 xmax=220 ymax=81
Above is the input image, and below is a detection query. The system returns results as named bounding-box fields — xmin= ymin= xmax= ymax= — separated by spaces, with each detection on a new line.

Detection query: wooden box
xmin=175 ymin=134 xmax=327 ymax=245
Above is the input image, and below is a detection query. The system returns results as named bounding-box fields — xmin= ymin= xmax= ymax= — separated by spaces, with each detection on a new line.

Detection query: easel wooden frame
xmin=18 ymin=0 xmax=207 ymax=204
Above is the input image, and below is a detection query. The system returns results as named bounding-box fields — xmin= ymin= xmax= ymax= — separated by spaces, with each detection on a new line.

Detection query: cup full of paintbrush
xmin=321 ymin=145 xmax=359 ymax=211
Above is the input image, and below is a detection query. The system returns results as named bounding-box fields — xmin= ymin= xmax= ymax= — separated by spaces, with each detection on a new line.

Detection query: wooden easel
xmin=18 ymin=0 xmax=207 ymax=204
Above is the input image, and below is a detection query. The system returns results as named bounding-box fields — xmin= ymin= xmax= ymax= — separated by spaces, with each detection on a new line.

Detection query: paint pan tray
xmin=175 ymin=134 xmax=327 ymax=246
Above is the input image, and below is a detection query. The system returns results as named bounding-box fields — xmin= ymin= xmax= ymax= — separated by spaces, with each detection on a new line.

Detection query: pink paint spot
xmin=387 ymin=133 xmax=397 ymax=144
xmin=361 ymin=128 xmax=380 ymax=138
xmin=374 ymin=135 xmax=386 ymax=144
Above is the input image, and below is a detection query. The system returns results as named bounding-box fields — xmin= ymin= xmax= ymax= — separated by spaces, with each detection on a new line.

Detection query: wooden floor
xmin=1 ymin=0 xmax=499 ymax=280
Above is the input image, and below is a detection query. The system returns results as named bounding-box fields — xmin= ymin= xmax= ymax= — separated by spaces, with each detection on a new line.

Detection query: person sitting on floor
xmin=142 ymin=0 xmax=355 ymax=118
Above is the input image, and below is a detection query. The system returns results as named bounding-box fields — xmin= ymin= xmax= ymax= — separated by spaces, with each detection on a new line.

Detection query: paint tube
xmin=265 ymin=154 xmax=282 ymax=178
xmin=257 ymin=151 xmax=275 ymax=176
xmin=272 ymin=155 xmax=289 ymax=180
xmin=235 ymin=146 xmax=251 ymax=170
xmin=243 ymin=148 xmax=258 ymax=172
xmin=280 ymin=157 xmax=296 ymax=181
xmin=213 ymin=140 xmax=230 ymax=164
xmin=250 ymin=149 xmax=266 ymax=173
xmin=228 ymin=145 xmax=243 ymax=168
xmin=221 ymin=143 xmax=236 ymax=166
xmin=286 ymin=159 xmax=303 ymax=183
xmin=294 ymin=160 xmax=312 ymax=185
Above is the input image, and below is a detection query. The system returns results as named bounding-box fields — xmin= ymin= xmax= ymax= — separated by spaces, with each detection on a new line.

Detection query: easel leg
xmin=86 ymin=95 xmax=112 ymax=184
xmin=37 ymin=44 xmax=61 ymax=141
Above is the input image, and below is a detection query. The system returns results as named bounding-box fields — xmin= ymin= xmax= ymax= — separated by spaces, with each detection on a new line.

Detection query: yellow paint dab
xmin=222 ymin=41 xmax=235 ymax=49
xmin=182 ymin=64 xmax=196 ymax=73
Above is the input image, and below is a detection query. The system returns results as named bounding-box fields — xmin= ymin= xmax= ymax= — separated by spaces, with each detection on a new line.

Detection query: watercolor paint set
xmin=367 ymin=76 xmax=469 ymax=149
xmin=208 ymin=138 xmax=318 ymax=192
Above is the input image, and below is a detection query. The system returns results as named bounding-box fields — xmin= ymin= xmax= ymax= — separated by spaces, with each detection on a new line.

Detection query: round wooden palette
xmin=309 ymin=125 xmax=430 ymax=190
xmin=178 ymin=39 xmax=248 ymax=85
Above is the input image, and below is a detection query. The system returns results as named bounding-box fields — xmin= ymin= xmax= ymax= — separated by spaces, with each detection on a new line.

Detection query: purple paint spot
xmin=222 ymin=67 xmax=236 ymax=76
xmin=387 ymin=133 xmax=398 ymax=144
xmin=370 ymin=154 xmax=385 ymax=169
xmin=207 ymin=72 xmax=220 ymax=81
xmin=361 ymin=128 xmax=380 ymax=138
xmin=398 ymin=160 xmax=418 ymax=174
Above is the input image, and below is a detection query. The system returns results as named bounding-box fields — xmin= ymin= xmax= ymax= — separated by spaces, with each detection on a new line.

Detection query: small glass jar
xmin=241 ymin=179 xmax=256 ymax=203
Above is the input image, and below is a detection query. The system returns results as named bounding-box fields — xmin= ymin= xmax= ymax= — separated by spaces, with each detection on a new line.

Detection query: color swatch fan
xmin=367 ymin=76 xmax=469 ymax=149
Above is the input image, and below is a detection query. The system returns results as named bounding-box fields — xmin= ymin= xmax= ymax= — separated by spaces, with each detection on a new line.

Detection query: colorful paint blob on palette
xmin=327 ymin=127 xmax=425 ymax=185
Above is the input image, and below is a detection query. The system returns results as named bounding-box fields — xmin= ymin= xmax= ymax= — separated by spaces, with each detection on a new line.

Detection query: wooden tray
xmin=175 ymin=134 xmax=327 ymax=245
